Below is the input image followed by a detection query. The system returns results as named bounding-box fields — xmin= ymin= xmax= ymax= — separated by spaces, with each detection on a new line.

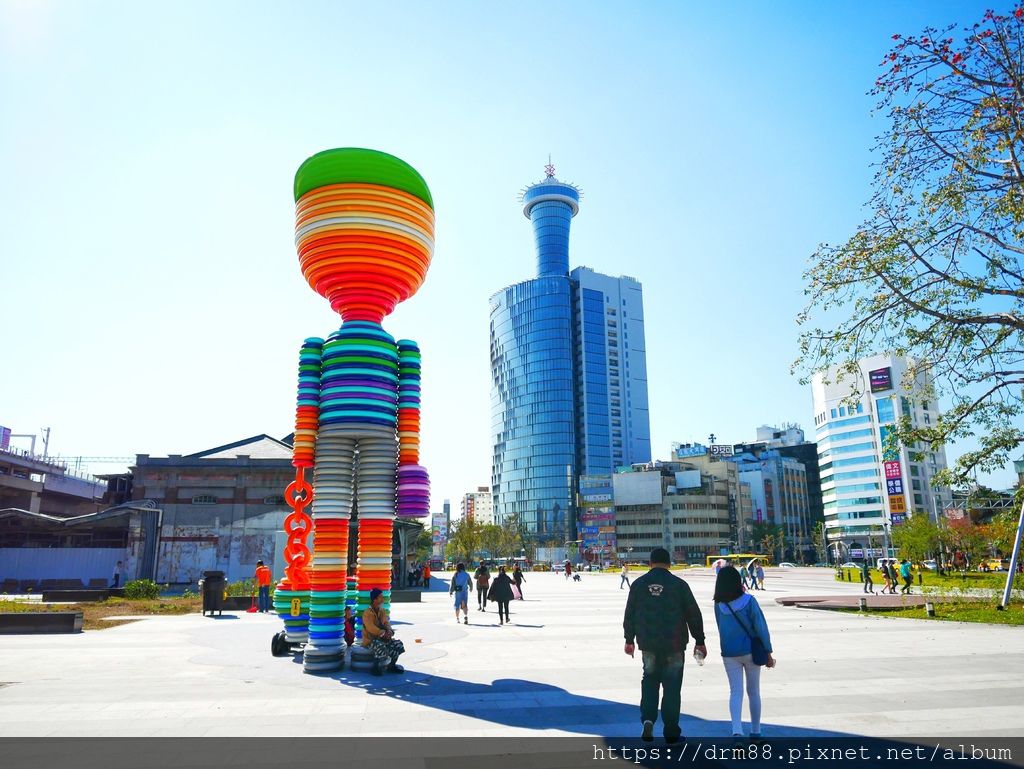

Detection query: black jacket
xmin=487 ymin=573 xmax=515 ymax=602
xmin=623 ymin=567 xmax=705 ymax=653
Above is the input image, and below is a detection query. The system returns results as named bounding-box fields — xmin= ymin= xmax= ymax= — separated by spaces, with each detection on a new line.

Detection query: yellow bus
xmin=705 ymin=553 xmax=773 ymax=568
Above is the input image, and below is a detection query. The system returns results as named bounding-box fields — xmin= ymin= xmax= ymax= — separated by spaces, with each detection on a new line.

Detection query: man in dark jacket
xmin=623 ymin=547 xmax=706 ymax=744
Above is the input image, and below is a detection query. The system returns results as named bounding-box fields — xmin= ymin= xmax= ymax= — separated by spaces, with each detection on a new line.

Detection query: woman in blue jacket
xmin=714 ymin=565 xmax=775 ymax=740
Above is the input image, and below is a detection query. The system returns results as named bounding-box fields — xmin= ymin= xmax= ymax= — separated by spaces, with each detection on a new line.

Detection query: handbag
xmin=725 ymin=602 xmax=769 ymax=666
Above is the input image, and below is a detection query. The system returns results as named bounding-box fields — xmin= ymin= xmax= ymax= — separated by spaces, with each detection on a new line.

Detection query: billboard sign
xmin=674 ymin=470 xmax=701 ymax=489
xmin=430 ymin=513 xmax=448 ymax=544
xmin=869 ymin=367 xmax=893 ymax=393
xmin=0 ymin=426 xmax=10 ymax=451
xmin=675 ymin=445 xmax=707 ymax=458
xmin=886 ymin=478 xmax=904 ymax=495
xmin=884 ymin=461 xmax=902 ymax=480
xmin=889 ymin=494 xmax=906 ymax=514
xmin=890 ymin=512 xmax=907 ymax=525
xmin=709 ymin=444 xmax=734 ymax=458
xmin=850 ymin=547 xmax=865 ymax=559
xmin=580 ymin=526 xmax=599 ymax=536
xmin=581 ymin=493 xmax=612 ymax=503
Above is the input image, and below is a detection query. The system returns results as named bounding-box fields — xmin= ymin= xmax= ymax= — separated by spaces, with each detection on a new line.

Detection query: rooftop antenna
xmin=544 ymin=154 xmax=555 ymax=179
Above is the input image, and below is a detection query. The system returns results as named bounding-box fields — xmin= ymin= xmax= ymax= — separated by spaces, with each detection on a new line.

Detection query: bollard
xmin=925 ymin=601 xmax=935 ymax=617
xmin=859 ymin=597 xmax=868 ymax=611
xmin=918 ymin=573 xmax=923 ymax=586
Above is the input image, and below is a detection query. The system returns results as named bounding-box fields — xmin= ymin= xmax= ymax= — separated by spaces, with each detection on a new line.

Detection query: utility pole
xmin=41 ymin=427 xmax=51 ymax=459
xmin=997 ymin=499 xmax=1024 ymax=611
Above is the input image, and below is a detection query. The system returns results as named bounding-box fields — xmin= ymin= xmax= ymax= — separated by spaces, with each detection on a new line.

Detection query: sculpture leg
xmin=302 ymin=431 xmax=355 ymax=673
xmin=355 ymin=429 xmax=398 ymax=618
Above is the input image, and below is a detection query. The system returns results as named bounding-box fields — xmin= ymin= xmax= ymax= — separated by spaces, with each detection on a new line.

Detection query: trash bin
xmin=201 ymin=570 xmax=226 ymax=616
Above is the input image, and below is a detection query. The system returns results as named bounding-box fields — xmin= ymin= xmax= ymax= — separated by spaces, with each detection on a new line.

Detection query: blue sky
xmin=1 ymin=0 xmax=1015 ymax=502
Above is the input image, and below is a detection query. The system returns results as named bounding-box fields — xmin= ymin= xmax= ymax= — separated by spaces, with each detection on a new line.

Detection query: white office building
xmin=811 ymin=354 xmax=952 ymax=560
xmin=460 ymin=486 xmax=494 ymax=526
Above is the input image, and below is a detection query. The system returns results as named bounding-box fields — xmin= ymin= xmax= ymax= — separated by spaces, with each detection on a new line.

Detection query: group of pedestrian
xmin=623 ymin=547 xmax=776 ymax=745
xmin=450 ymin=561 xmax=524 ymax=625
xmin=861 ymin=559 xmax=913 ymax=595
xmin=739 ymin=562 xmax=765 ymax=591
xmin=408 ymin=563 xmax=432 ymax=588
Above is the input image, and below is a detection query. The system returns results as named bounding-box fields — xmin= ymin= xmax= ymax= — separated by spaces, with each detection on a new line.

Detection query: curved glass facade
xmin=490 ymin=276 xmax=576 ymax=541
xmin=523 ymin=180 xmax=580 ymax=277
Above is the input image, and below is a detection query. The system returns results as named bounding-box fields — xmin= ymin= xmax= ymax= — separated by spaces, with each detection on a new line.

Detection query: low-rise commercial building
xmin=610 ymin=458 xmax=752 ymax=563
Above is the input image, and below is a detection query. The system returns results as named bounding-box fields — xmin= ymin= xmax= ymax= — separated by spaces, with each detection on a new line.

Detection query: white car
xmin=778 ymin=562 xmax=797 ymax=568
xmin=921 ymin=559 xmax=937 ymax=571
xmin=840 ymin=561 xmax=860 ymax=569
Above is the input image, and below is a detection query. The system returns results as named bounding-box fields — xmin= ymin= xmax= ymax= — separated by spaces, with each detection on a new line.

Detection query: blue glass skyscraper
xmin=491 ymin=165 xmax=651 ymax=542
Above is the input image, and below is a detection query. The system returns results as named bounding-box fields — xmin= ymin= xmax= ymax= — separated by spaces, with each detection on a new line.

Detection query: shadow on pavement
xmin=326 ymin=670 xmax=851 ymax=741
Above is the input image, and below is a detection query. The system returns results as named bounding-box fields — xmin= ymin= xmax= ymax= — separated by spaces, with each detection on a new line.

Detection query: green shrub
xmin=180 ymin=588 xmax=198 ymax=599
xmin=226 ymin=578 xmax=257 ymax=597
xmin=123 ymin=579 xmax=160 ymax=600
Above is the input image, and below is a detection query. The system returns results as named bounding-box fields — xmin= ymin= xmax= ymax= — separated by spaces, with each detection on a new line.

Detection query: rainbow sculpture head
xmin=294 ymin=148 xmax=434 ymax=323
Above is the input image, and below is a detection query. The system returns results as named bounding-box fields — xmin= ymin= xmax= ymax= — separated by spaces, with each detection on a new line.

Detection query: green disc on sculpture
xmin=293 ymin=147 xmax=433 ymax=208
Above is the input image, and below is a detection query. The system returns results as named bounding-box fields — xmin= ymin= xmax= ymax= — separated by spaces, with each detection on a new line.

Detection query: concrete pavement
xmin=0 ymin=567 xmax=1019 ymax=738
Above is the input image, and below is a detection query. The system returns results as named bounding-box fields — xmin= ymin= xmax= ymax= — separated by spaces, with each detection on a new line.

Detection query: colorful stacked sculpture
xmin=274 ymin=148 xmax=433 ymax=673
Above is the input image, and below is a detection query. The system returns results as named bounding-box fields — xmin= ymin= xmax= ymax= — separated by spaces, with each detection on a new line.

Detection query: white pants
xmin=723 ymin=654 xmax=762 ymax=735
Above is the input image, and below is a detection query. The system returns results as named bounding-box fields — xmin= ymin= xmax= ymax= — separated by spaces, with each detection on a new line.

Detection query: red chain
xmin=282 ymin=467 xmax=313 ymax=589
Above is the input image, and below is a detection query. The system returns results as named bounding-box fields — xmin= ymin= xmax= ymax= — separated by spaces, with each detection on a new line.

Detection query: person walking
xmin=362 ymin=588 xmax=405 ymax=675
xmin=879 ymin=559 xmax=892 ymax=593
xmin=488 ymin=565 xmax=515 ymax=625
xmin=620 ymin=563 xmax=631 ymax=589
xmin=254 ymin=560 xmax=272 ymax=613
xmin=746 ymin=560 xmax=760 ymax=590
xmin=623 ymin=547 xmax=707 ymax=745
xmin=450 ymin=562 xmax=472 ymax=624
xmin=512 ymin=564 xmax=525 ymax=599
xmin=899 ymin=560 xmax=913 ymax=595
xmin=565 ymin=561 xmax=572 ymax=580
xmin=475 ymin=561 xmax=491 ymax=611
xmin=887 ymin=560 xmax=900 ymax=594
xmin=861 ymin=560 xmax=875 ymax=594
xmin=422 ymin=563 xmax=431 ymax=589
xmin=739 ymin=564 xmax=750 ymax=590
xmin=714 ymin=565 xmax=775 ymax=742
xmin=754 ymin=563 xmax=765 ymax=591
xmin=111 ymin=560 xmax=123 ymax=589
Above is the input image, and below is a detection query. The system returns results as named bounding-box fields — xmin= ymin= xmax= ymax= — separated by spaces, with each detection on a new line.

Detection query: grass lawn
xmin=837 ymin=601 xmax=1024 ymax=626
xmin=0 ymin=597 xmax=202 ymax=630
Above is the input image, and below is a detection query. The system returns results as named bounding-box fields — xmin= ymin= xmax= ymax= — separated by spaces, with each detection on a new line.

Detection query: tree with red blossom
xmin=797 ymin=6 xmax=1024 ymax=489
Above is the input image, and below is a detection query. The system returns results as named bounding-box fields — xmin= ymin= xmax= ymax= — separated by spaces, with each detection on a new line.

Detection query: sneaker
xmin=387 ymin=663 xmax=404 ymax=674
xmin=641 ymin=721 xmax=654 ymax=742
xmin=463 ymin=617 xmax=468 ymax=625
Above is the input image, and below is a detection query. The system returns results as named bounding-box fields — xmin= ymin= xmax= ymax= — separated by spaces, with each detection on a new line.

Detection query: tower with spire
xmin=491 ymin=160 xmax=650 ymax=546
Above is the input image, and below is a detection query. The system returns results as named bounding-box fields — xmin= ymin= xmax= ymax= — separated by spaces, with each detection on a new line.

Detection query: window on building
xmin=831 ymin=408 xmax=837 ymax=418
xmin=901 ymin=397 xmax=912 ymax=417
xmin=192 ymin=495 xmax=217 ymax=505
xmin=875 ymin=397 xmax=895 ymax=423
xmin=910 ymin=465 xmax=920 ymax=477
xmin=856 ymin=402 xmax=864 ymax=413
xmin=914 ymin=493 xmax=924 ymax=506
xmin=264 ymin=495 xmax=286 ymax=505
xmin=839 ymin=406 xmax=846 ymax=417
xmin=912 ymin=479 xmax=921 ymax=491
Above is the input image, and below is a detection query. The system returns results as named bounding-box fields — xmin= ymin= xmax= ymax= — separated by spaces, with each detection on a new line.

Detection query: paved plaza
xmin=0 ymin=568 xmax=1020 ymax=738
